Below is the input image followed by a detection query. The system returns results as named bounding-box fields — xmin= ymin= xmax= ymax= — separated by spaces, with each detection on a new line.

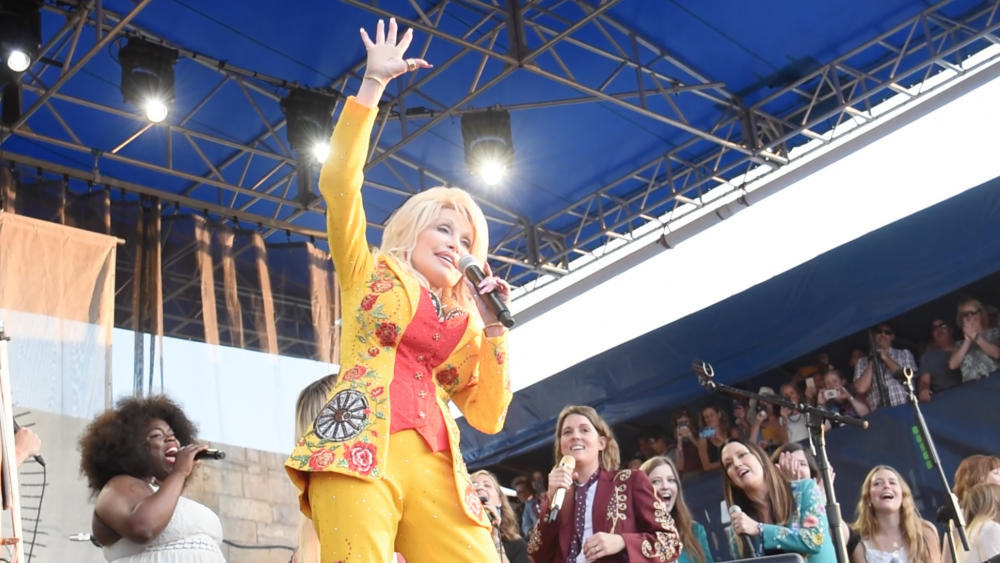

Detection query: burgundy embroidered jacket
xmin=527 ymin=469 xmax=683 ymax=563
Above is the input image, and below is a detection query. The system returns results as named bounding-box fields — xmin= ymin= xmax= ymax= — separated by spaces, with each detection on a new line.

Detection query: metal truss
xmin=3 ymin=0 xmax=999 ymax=293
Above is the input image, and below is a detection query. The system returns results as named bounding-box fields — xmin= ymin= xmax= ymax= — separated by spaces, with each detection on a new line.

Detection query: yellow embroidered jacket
xmin=284 ymin=97 xmax=512 ymax=527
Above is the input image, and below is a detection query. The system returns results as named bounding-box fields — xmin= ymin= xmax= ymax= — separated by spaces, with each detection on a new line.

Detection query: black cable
xmin=222 ymin=539 xmax=294 ymax=552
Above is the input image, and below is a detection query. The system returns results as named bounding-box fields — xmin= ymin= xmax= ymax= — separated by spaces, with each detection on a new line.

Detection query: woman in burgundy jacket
xmin=527 ymin=405 xmax=682 ymax=563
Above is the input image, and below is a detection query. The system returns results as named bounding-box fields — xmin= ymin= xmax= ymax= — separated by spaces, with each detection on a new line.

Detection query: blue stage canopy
xmin=459 ymin=175 xmax=1000 ymax=468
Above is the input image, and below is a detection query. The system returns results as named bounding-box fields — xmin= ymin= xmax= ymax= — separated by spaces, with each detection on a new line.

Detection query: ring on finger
xmin=406 ymin=59 xmax=416 ymax=72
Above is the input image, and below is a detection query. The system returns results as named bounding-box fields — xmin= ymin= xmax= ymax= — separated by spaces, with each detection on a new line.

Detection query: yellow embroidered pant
xmin=308 ymin=430 xmax=495 ymax=563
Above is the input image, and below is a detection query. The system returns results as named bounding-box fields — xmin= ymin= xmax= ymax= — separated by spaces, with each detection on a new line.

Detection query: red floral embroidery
xmin=803 ymin=515 xmax=820 ymax=528
xmin=371 ymin=429 xmax=379 ymax=437
xmin=436 ymin=367 xmax=459 ymax=387
xmin=465 ymin=484 xmax=484 ymax=519
xmin=496 ymin=351 xmax=506 ymax=365
xmin=367 ymin=347 xmax=380 ymax=357
xmin=361 ymin=294 xmax=379 ymax=311
xmin=376 ymin=322 xmax=399 ymax=347
xmin=345 ymin=442 xmax=377 ymax=475
xmin=370 ymin=279 xmax=393 ymax=294
xmin=371 ymin=386 xmax=385 ymax=398
xmin=308 ymin=449 xmax=335 ymax=471
xmin=343 ymin=365 xmax=367 ymax=381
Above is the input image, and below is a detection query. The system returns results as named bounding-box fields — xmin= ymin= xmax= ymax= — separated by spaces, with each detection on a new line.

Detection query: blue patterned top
xmin=677 ymin=521 xmax=713 ymax=563
xmin=728 ymin=478 xmax=836 ymax=563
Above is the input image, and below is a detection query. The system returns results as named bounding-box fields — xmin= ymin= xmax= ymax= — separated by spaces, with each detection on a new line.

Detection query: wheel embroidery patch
xmin=315 ymin=389 xmax=369 ymax=441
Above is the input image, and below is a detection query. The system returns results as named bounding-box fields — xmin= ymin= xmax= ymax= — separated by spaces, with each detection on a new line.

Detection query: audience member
xmin=749 ymin=387 xmax=787 ymax=454
xmin=779 ymin=383 xmax=811 ymax=444
xmin=854 ymin=323 xmax=916 ymax=411
xmin=731 ymin=400 xmax=752 ymax=440
xmin=955 ymin=483 xmax=1000 ymax=563
xmin=917 ymin=319 xmax=963 ymax=401
xmin=952 ymin=454 xmax=1000 ymax=505
xmin=695 ymin=405 xmax=730 ymax=471
xmin=640 ymin=456 xmax=712 ymax=563
xmin=818 ymin=369 xmax=870 ymax=422
xmin=850 ymin=465 xmax=940 ymax=563
xmin=674 ymin=409 xmax=705 ymax=478
xmin=721 ymin=438 xmax=835 ymax=563
xmin=472 ymin=470 xmax=530 ymax=563
xmin=512 ymin=476 xmax=539 ymax=539
xmin=290 ymin=375 xmax=336 ymax=563
xmin=637 ymin=425 xmax=675 ymax=462
xmin=948 ymin=298 xmax=1000 ymax=382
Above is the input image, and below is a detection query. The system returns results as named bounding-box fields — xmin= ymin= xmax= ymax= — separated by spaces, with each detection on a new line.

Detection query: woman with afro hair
xmin=78 ymin=394 xmax=226 ymax=562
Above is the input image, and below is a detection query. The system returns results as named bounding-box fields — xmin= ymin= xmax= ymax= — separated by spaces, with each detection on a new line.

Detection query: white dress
xmin=102 ymin=490 xmax=226 ymax=563
xmin=962 ymin=521 xmax=1000 ymax=563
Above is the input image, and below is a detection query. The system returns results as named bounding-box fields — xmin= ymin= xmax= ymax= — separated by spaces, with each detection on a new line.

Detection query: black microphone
xmin=478 ymin=492 xmax=496 ymax=526
xmin=729 ymin=505 xmax=757 ymax=557
xmin=194 ymin=449 xmax=226 ymax=461
xmin=12 ymin=419 xmax=45 ymax=467
xmin=458 ymin=255 xmax=514 ymax=328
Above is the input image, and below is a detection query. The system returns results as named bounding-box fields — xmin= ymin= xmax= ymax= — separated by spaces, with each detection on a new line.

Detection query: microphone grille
xmin=559 ymin=455 xmax=576 ymax=469
xmin=728 ymin=504 xmax=742 ymax=515
xmin=458 ymin=254 xmax=478 ymax=271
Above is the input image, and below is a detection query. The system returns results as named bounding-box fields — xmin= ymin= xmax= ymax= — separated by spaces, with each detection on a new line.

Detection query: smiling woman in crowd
xmin=720 ymin=438 xmax=835 ymax=563
xmin=640 ymin=456 xmax=712 ymax=563
xmin=850 ymin=466 xmax=939 ymax=563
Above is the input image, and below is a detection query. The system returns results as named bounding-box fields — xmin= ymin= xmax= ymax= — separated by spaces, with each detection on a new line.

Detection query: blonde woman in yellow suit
xmin=284 ymin=17 xmax=514 ymax=563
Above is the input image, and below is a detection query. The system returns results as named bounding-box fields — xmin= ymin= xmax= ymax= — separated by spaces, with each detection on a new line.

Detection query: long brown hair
xmin=641 ymin=456 xmax=706 ymax=563
xmin=701 ymin=404 xmax=731 ymax=438
xmin=293 ymin=375 xmax=336 ymax=563
xmin=720 ymin=438 xmax=794 ymax=558
xmin=963 ymin=483 xmax=1000 ymax=540
xmin=852 ymin=466 xmax=933 ymax=563
xmin=552 ymin=405 xmax=620 ymax=472
xmin=472 ymin=470 xmax=521 ymax=541
xmin=953 ymin=455 xmax=1000 ymax=503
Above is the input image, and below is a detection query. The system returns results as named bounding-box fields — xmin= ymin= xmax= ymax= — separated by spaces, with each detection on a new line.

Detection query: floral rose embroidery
xmin=367 ymin=347 xmax=380 ymax=357
xmin=496 ymin=351 xmax=506 ymax=365
xmin=436 ymin=367 xmax=459 ymax=387
xmin=342 ymin=365 xmax=367 ymax=381
xmin=345 ymin=442 xmax=377 ymax=476
xmin=371 ymin=386 xmax=384 ymax=398
xmin=376 ymin=322 xmax=399 ymax=347
xmin=802 ymin=515 xmax=820 ymax=528
xmin=308 ymin=449 xmax=335 ymax=471
xmin=465 ymin=484 xmax=484 ymax=519
xmin=361 ymin=294 xmax=379 ymax=311
xmin=370 ymin=279 xmax=393 ymax=294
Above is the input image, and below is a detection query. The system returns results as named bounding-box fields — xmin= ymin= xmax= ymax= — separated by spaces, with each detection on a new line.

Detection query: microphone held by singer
xmin=195 ymin=448 xmax=226 ymax=461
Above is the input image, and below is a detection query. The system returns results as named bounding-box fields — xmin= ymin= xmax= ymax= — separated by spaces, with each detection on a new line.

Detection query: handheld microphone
xmin=478 ymin=492 xmax=496 ymax=526
xmin=12 ymin=419 xmax=45 ymax=467
xmin=194 ymin=449 xmax=226 ymax=461
xmin=458 ymin=255 xmax=514 ymax=328
xmin=728 ymin=505 xmax=757 ymax=557
xmin=546 ymin=455 xmax=576 ymax=523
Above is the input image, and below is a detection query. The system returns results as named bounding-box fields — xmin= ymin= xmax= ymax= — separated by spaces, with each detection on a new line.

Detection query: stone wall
xmin=8 ymin=409 xmax=300 ymax=563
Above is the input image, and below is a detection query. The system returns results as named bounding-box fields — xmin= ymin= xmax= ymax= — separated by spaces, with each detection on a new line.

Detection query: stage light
xmin=6 ymin=50 xmax=29 ymax=72
xmin=311 ymin=142 xmax=330 ymax=164
xmin=0 ymin=0 xmax=41 ymax=76
xmin=280 ymin=88 xmax=339 ymax=164
xmin=119 ymin=37 xmax=179 ymax=122
xmin=461 ymin=108 xmax=514 ymax=186
xmin=479 ymin=160 xmax=504 ymax=186
xmin=144 ymin=98 xmax=168 ymax=123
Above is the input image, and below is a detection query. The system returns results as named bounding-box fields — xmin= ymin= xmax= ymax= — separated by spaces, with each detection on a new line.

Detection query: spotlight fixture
xmin=461 ymin=107 xmax=514 ymax=186
xmin=119 ymin=37 xmax=179 ymax=123
xmin=281 ymin=88 xmax=339 ymax=164
xmin=0 ymin=0 xmax=42 ymax=74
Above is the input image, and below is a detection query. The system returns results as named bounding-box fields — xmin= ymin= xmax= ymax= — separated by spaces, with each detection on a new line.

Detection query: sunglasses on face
xmin=875 ymin=329 xmax=893 ymax=336
xmin=961 ymin=309 xmax=981 ymax=318
xmin=932 ymin=323 xmax=948 ymax=331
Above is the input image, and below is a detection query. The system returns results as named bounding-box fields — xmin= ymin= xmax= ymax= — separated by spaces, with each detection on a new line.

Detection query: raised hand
xmin=466 ymin=261 xmax=511 ymax=327
xmin=360 ymin=18 xmax=432 ymax=86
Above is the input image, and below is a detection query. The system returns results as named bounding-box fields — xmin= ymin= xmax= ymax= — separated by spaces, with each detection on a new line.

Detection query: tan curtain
xmin=218 ymin=228 xmax=244 ymax=348
xmin=194 ymin=218 xmax=220 ymax=346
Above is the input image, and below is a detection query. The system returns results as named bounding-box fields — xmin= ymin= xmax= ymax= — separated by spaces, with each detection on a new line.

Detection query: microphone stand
xmin=900 ymin=368 xmax=969 ymax=553
xmin=867 ymin=329 xmax=892 ymax=409
xmin=693 ymin=361 xmax=868 ymax=563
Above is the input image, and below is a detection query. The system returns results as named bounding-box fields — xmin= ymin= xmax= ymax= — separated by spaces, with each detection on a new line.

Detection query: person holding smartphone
xmin=818 ymin=369 xmax=869 ymax=425
xmin=673 ymin=410 xmax=705 ymax=478
xmin=695 ymin=405 xmax=730 ymax=471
